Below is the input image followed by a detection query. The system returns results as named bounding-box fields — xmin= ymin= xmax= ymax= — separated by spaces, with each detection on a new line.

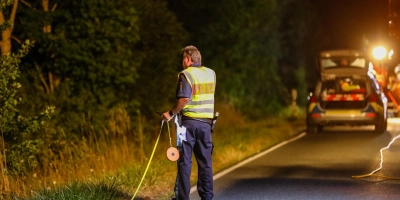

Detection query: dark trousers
xmin=175 ymin=119 xmax=214 ymax=200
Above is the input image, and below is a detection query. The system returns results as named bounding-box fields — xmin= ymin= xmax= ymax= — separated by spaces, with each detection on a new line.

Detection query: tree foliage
xmin=12 ymin=0 xmax=188 ymax=135
xmin=168 ymin=0 xmax=322 ymax=116
xmin=0 ymin=38 xmax=54 ymax=176
xmin=17 ymin=0 xmax=140 ymax=115
xmin=15 ymin=0 xmax=139 ymax=134
xmin=278 ymin=0 xmax=321 ymax=105
xmin=129 ymin=0 xmax=188 ymax=118
xmin=169 ymin=0 xmax=288 ymax=117
xmin=1 ymin=40 xmax=35 ymax=139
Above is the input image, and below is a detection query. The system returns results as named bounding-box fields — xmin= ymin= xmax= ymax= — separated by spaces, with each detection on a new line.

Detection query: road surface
xmin=190 ymin=119 xmax=400 ymax=200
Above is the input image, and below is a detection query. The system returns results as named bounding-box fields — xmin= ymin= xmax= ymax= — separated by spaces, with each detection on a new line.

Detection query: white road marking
xmin=190 ymin=132 xmax=307 ymax=194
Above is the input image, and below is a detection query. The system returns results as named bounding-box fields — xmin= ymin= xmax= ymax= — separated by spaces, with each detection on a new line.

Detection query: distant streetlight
xmin=372 ymin=46 xmax=387 ymax=60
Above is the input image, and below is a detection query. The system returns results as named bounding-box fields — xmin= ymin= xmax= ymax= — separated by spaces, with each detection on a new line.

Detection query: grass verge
xmin=10 ymin=105 xmax=305 ymax=200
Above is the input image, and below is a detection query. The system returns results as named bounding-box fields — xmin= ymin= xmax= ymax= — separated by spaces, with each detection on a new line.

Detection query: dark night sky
xmin=314 ymin=0 xmax=390 ymax=50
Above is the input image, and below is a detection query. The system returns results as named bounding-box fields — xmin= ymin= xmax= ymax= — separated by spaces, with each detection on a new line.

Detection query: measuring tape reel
xmin=166 ymin=147 xmax=179 ymax=161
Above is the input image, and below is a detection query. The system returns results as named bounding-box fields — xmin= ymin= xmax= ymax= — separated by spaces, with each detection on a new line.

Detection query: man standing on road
xmin=161 ymin=45 xmax=216 ymax=200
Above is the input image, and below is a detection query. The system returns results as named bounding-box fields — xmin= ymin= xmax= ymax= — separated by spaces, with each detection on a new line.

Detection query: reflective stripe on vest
xmin=180 ymin=66 xmax=216 ymax=118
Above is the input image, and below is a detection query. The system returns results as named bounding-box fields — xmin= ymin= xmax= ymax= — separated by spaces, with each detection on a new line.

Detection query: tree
xmin=278 ymin=0 xmax=321 ymax=106
xmin=12 ymin=0 xmax=142 ymax=134
xmin=129 ymin=0 xmax=188 ymax=119
xmin=0 ymin=1 xmax=55 ymax=191
xmin=0 ymin=39 xmax=54 ymax=192
xmin=0 ymin=0 xmax=18 ymax=55
xmin=11 ymin=0 xmax=188 ymax=135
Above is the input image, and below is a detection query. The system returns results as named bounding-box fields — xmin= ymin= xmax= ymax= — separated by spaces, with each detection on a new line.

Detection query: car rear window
xmin=320 ymin=57 xmax=366 ymax=69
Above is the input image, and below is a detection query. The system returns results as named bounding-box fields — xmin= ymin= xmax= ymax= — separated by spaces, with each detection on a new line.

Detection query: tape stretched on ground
xmin=352 ymin=132 xmax=400 ymax=180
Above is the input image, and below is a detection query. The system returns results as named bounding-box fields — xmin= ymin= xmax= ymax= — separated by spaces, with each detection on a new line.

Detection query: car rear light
xmin=312 ymin=113 xmax=321 ymax=118
xmin=310 ymin=95 xmax=317 ymax=103
xmin=369 ymin=94 xmax=377 ymax=102
xmin=366 ymin=113 xmax=375 ymax=117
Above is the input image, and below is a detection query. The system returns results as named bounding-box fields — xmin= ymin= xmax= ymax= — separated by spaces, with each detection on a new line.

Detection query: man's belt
xmin=181 ymin=115 xmax=212 ymax=124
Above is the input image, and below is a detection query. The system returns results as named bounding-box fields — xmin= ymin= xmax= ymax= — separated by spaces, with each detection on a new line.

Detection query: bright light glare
xmin=372 ymin=46 xmax=387 ymax=60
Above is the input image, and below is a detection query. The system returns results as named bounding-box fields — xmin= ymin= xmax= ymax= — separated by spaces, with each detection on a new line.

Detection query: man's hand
xmin=160 ymin=97 xmax=189 ymax=121
xmin=161 ymin=111 xmax=173 ymax=121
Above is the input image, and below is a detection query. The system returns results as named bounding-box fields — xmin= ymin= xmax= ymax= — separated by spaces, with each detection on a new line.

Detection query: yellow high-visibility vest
xmin=179 ymin=66 xmax=216 ymax=118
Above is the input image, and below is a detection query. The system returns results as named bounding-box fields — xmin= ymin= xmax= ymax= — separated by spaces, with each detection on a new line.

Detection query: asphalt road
xmin=189 ymin=119 xmax=400 ymax=200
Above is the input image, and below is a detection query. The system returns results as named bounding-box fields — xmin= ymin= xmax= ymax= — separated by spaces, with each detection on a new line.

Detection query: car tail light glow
xmin=366 ymin=113 xmax=375 ymax=117
xmin=312 ymin=113 xmax=321 ymax=118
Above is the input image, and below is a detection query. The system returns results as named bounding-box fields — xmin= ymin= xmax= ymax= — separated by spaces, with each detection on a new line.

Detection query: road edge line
xmin=190 ymin=131 xmax=307 ymax=194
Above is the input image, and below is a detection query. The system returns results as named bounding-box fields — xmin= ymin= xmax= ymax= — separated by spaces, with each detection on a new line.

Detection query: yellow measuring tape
xmin=131 ymin=120 xmax=169 ymax=199
xmin=352 ymin=133 xmax=400 ymax=180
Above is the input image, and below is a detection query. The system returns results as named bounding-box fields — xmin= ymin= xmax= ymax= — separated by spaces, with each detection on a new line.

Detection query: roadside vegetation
xmin=5 ymin=103 xmax=305 ymax=200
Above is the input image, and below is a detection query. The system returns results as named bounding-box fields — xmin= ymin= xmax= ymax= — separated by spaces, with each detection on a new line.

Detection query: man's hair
xmin=182 ymin=45 xmax=201 ymax=64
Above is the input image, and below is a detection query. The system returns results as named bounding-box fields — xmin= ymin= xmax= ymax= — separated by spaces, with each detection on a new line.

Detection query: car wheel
xmin=317 ymin=125 xmax=323 ymax=132
xmin=307 ymin=124 xmax=317 ymax=134
xmin=383 ymin=117 xmax=388 ymax=131
xmin=375 ymin=117 xmax=386 ymax=133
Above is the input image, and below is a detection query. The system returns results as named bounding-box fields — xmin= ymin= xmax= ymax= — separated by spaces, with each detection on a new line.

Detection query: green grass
xmin=15 ymin=182 xmax=127 ymax=200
